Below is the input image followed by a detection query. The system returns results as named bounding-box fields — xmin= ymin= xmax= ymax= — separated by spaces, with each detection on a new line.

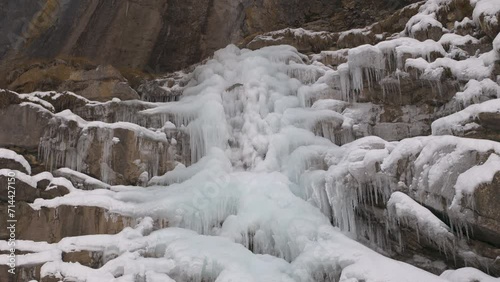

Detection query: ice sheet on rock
xmin=432 ymin=98 xmax=500 ymax=135
xmin=281 ymin=108 xmax=344 ymax=131
xmin=405 ymin=52 xmax=494 ymax=81
xmin=382 ymin=136 xmax=500 ymax=222
xmin=452 ymin=153 xmax=500 ymax=209
xmin=438 ymin=34 xmax=480 ymax=47
xmin=347 ymin=44 xmax=385 ymax=94
xmin=0 ymin=148 xmax=32 ymax=174
xmin=387 ymin=191 xmax=454 ymax=249
xmin=53 ymin=110 xmax=168 ymax=142
xmin=148 ymin=148 xmax=232 ymax=186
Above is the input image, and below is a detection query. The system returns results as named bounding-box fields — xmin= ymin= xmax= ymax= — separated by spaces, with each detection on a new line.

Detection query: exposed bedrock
xmin=0 ymin=0 xmax=419 ymax=77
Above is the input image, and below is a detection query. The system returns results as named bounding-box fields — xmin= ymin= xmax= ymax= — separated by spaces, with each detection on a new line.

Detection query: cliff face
xmin=0 ymin=0 xmax=417 ymax=75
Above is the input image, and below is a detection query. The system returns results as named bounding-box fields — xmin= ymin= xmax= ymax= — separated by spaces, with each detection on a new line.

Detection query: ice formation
xmin=19 ymin=36 xmax=498 ymax=280
xmin=3 ymin=0 xmax=500 ymax=280
xmin=16 ymin=45 xmax=448 ymax=281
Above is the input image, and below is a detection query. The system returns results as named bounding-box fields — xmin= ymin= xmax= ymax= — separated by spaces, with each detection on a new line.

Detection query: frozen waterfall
xmin=26 ymin=44 xmax=474 ymax=282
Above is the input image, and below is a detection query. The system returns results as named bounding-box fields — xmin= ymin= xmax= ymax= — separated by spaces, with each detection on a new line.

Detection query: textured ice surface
xmin=25 ymin=44 xmax=469 ymax=281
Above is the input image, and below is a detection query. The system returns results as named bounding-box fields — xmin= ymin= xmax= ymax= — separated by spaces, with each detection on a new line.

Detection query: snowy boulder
xmin=28 ymin=90 xmax=91 ymax=112
xmin=405 ymin=14 xmax=444 ymax=41
xmin=382 ymin=137 xmax=500 ymax=248
xmin=461 ymin=156 xmax=500 ymax=246
xmin=0 ymin=148 xmax=31 ymax=175
xmin=0 ymin=169 xmax=39 ymax=202
xmin=473 ymin=0 xmax=500 ymax=39
xmin=324 ymin=136 xmax=500 ymax=274
xmin=0 ymin=170 xmax=71 ymax=203
xmin=33 ymin=172 xmax=73 ymax=200
xmin=432 ymin=98 xmax=500 ymax=141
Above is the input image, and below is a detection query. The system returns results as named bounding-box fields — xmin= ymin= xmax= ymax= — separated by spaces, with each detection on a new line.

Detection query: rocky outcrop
xmin=5 ymin=61 xmax=139 ymax=101
xmin=319 ymin=136 xmax=500 ymax=275
xmin=0 ymin=0 xmax=420 ymax=80
xmin=0 ymin=103 xmax=52 ymax=150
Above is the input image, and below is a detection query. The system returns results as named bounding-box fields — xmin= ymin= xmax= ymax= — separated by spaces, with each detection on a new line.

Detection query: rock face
xmin=5 ymin=61 xmax=139 ymax=101
xmin=0 ymin=0 xmax=419 ymax=79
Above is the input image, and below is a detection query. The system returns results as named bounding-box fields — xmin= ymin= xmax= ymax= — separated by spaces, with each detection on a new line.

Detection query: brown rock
xmin=0 ymin=202 xmax=134 ymax=243
xmin=0 ymin=103 xmax=52 ymax=150
xmin=0 ymin=155 xmax=30 ymax=175
xmin=0 ymin=173 xmax=39 ymax=203
xmin=7 ymin=62 xmax=139 ymax=102
xmin=62 ymin=250 xmax=103 ymax=268
xmin=0 ymin=0 xmax=421 ymax=77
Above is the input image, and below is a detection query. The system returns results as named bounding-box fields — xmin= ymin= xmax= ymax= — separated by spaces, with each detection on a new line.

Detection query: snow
xmin=387 ymin=191 xmax=453 ymax=249
xmin=438 ymin=33 xmax=480 ymax=47
xmin=16 ymin=93 xmax=56 ymax=112
xmin=28 ymin=90 xmax=91 ymax=103
xmin=54 ymin=110 xmax=168 ymax=143
xmin=472 ymin=0 xmax=500 ymax=27
xmin=0 ymin=169 xmax=37 ymax=187
xmin=54 ymin=167 xmax=111 ymax=190
xmin=0 ymin=148 xmax=32 ymax=174
xmin=432 ymin=98 xmax=500 ymax=135
xmin=494 ymin=32 xmax=500 ymax=53
xmin=406 ymin=54 xmax=494 ymax=81
xmin=405 ymin=13 xmax=444 ymax=38
xmin=441 ymin=268 xmax=500 ymax=282
xmin=452 ymin=153 xmax=500 ymax=209
xmin=453 ymin=79 xmax=500 ymax=107
xmin=454 ymin=17 xmax=476 ymax=29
